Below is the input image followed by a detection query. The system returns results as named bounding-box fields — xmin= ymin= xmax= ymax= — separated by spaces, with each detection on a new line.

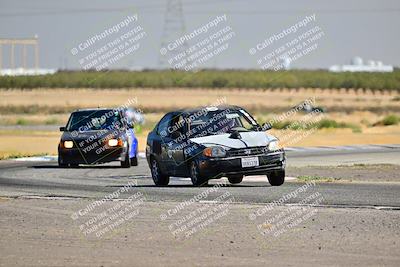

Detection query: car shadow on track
xmin=113 ymin=184 xmax=267 ymax=188
xmin=31 ymin=165 xmax=124 ymax=169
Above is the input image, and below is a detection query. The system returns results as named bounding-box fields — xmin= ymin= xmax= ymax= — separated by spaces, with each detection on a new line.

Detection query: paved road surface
xmin=1 ymin=145 xmax=399 ymax=207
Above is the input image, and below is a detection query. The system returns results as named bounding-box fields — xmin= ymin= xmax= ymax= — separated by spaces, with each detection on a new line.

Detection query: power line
xmin=158 ymin=0 xmax=188 ymax=69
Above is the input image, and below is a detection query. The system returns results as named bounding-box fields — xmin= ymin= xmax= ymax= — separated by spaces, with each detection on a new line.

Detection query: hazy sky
xmin=0 ymin=0 xmax=399 ymax=70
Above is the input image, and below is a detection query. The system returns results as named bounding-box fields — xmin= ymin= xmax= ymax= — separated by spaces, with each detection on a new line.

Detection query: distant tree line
xmin=0 ymin=70 xmax=399 ymax=90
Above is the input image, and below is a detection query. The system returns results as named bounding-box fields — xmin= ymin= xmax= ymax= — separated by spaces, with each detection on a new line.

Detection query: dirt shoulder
xmin=287 ymin=164 xmax=400 ymax=182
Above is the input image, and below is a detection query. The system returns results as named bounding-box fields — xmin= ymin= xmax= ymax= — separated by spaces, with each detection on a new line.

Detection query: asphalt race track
xmin=0 ymin=144 xmax=400 ymax=207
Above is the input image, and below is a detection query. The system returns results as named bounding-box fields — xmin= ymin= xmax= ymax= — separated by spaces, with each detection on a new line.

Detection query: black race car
xmin=58 ymin=108 xmax=139 ymax=168
xmin=146 ymin=106 xmax=285 ymax=186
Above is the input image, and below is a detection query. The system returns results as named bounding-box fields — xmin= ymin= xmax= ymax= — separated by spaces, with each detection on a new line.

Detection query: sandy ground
xmin=287 ymin=164 xmax=400 ymax=182
xmin=0 ymin=199 xmax=399 ymax=267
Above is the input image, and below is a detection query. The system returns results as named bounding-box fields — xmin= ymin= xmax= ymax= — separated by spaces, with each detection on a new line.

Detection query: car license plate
xmin=241 ymin=157 xmax=259 ymax=168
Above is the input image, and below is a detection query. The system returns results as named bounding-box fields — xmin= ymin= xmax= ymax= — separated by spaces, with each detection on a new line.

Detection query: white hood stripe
xmin=190 ymin=131 xmax=276 ymax=149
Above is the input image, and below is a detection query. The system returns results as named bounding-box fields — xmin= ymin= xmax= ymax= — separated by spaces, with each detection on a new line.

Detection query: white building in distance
xmin=0 ymin=68 xmax=56 ymax=76
xmin=329 ymin=57 xmax=393 ymax=72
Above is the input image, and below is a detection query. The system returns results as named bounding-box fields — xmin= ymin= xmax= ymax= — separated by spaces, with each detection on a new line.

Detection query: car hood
xmin=189 ymin=131 xmax=277 ymax=149
xmin=61 ymin=130 xmax=120 ymax=141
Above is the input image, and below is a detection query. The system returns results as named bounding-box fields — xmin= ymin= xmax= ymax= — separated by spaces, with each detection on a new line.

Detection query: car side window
xmin=170 ymin=114 xmax=185 ymax=134
xmin=157 ymin=113 xmax=173 ymax=136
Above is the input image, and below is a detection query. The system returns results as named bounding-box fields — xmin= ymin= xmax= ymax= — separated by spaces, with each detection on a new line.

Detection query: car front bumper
xmin=58 ymin=147 xmax=126 ymax=164
xmin=197 ymin=150 xmax=285 ymax=179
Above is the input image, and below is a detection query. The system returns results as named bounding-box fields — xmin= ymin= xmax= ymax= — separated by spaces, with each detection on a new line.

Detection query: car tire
xmin=190 ymin=161 xmax=208 ymax=187
xmin=151 ymin=159 xmax=169 ymax=186
xmin=130 ymin=146 xmax=139 ymax=166
xmin=121 ymin=150 xmax=131 ymax=168
xmin=130 ymin=157 xmax=138 ymax=166
xmin=228 ymin=175 xmax=243 ymax=184
xmin=58 ymin=156 xmax=68 ymax=168
xmin=70 ymin=164 xmax=79 ymax=168
xmin=267 ymin=170 xmax=285 ymax=186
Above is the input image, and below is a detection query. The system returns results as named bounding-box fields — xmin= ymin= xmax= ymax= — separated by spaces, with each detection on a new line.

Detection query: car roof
xmin=71 ymin=108 xmax=125 ymax=113
xmin=173 ymin=105 xmax=243 ymax=114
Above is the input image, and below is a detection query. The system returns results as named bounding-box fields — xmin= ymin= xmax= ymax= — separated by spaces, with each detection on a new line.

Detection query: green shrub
xmin=211 ymin=77 xmax=229 ymax=87
xmin=45 ymin=118 xmax=59 ymax=125
xmin=382 ymin=115 xmax=400 ymax=125
xmin=316 ymin=119 xmax=361 ymax=132
xmin=16 ymin=118 xmax=28 ymax=125
xmin=272 ymin=121 xmax=293 ymax=129
xmin=317 ymin=119 xmax=338 ymax=128
xmin=271 ymin=119 xmax=361 ymax=132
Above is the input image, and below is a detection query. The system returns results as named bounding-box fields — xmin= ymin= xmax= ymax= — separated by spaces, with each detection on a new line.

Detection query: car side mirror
xmin=262 ymin=123 xmax=272 ymax=131
xmin=60 ymin=126 xmax=66 ymax=131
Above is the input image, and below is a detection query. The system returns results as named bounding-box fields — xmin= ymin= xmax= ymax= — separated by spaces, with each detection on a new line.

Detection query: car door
xmin=154 ymin=113 xmax=175 ymax=175
xmin=167 ymin=114 xmax=188 ymax=176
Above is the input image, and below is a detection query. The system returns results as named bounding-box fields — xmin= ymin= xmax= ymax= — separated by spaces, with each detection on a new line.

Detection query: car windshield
xmin=66 ymin=110 xmax=123 ymax=131
xmin=187 ymin=109 xmax=259 ymax=137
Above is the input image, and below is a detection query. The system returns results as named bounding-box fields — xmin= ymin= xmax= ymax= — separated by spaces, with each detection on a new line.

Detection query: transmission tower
xmin=159 ymin=0 xmax=189 ymax=69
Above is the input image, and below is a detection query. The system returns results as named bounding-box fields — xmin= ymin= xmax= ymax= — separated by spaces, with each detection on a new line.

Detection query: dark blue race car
xmin=146 ymin=106 xmax=285 ymax=186
xmin=58 ymin=108 xmax=139 ymax=168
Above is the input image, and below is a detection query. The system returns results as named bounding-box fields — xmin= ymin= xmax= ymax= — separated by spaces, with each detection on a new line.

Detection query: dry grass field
xmin=0 ymin=88 xmax=399 ymax=159
xmin=1 ymin=88 xmax=399 ymax=113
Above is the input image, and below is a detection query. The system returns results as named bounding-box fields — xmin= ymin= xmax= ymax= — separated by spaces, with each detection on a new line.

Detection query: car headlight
xmin=268 ymin=140 xmax=279 ymax=151
xmin=203 ymin=146 xmax=226 ymax=157
xmin=108 ymin=139 xmax=120 ymax=147
xmin=64 ymin=141 xmax=73 ymax=149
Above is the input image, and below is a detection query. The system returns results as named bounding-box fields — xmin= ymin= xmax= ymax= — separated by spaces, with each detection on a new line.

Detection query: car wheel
xmin=267 ymin=170 xmax=285 ymax=186
xmin=228 ymin=175 xmax=243 ymax=184
xmin=70 ymin=164 xmax=79 ymax=168
xmin=58 ymin=156 xmax=68 ymax=168
xmin=121 ymin=150 xmax=131 ymax=168
xmin=130 ymin=146 xmax=139 ymax=166
xmin=130 ymin=157 xmax=138 ymax=166
xmin=190 ymin=161 xmax=208 ymax=186
xmin=151 ymin=159 xmax=169 ymax=186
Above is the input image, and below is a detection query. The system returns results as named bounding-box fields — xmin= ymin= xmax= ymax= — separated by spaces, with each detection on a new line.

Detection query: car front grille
xmin=227 ymin=146 xmax=268 ymax=157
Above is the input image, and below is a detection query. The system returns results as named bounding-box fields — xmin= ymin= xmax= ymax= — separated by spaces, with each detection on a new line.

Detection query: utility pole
xmin=159 ymin=0 xmax=188 ymax=69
